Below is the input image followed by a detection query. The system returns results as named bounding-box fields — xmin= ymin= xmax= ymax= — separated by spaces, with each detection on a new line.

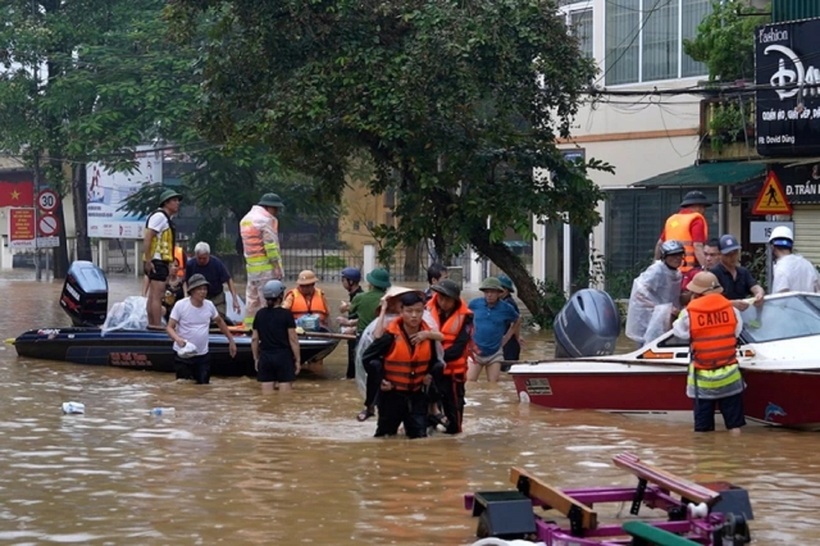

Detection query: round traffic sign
xmin=38 ymin=213 xmax=59 ymax=236
xmin=38 ymin=189 xmax=59 ymax=212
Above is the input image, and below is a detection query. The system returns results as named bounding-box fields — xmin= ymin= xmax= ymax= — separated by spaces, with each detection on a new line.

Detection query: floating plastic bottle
xmin=62 ymin=401 xmax=85 ymax=414
xmin=149 ymin=407 xmax=176 ymax=416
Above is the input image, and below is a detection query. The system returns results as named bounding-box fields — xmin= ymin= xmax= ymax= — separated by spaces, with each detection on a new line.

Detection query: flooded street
xmin=1 ymin=272 xmax=819 ymax=544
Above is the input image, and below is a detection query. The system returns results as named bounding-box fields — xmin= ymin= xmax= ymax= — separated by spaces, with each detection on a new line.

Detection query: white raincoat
xmin=625 ymin=260 xmax=681 ymax=344
xmin=772 ymin=253 xmax=820 ymax=293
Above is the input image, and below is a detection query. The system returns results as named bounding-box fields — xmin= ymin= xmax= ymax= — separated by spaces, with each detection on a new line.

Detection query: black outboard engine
xmin=60 ymin=260 xmax=109 ymax=326
xmin=554 ymin=288 xmax=620 ymax=358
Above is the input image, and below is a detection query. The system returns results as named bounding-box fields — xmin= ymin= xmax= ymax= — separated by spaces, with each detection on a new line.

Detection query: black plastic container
xmin=554 ymin=289 xmax=620 ymax=358
xmin=60 ymin=261 xmax=109 ymax=326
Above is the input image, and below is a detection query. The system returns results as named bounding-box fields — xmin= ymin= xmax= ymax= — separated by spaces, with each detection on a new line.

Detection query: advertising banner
xmin=86 ymin=145 xmax=162 ymax=239
xmin=9 ymin=208 xmax=35 ymax=249
xmin=755 ymin=19 xmax=820 ymax=156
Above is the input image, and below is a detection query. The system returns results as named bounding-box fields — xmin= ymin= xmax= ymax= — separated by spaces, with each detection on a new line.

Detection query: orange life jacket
xmin=383 ymin=318 xmax=433 ymax=392
xmin=687 ymin=293 xmax=738 ymax=370
xmin=174 ymin=247 xmax=185 ymax=278
xmin=426 ymin=294 xmax=472 ymax=376
xmin=289 ymin=288 xmax=329 ymax=320
xmin=664 ymin=210 xmax=707 ymax=273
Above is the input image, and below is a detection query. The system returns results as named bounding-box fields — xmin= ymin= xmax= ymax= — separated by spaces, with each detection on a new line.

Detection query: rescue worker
xmin=769 ymin=225 xmax=820 ymax=293
xmin=240 ymin=193 xmax=284 ymax=329
xmin=143 ymin=188 xmax=183 ymax=328
xmin=655 ymin=190 xmax=710 ymax=273
xmin=672 ymin=271 xmax=745 ymax=434
xmin=361 ymin=291 xmax=444 ymax=438
xmin=283 ymin=269 xmax=330 ymax=329
xmin=625 ymin=240 xmax=684 ymax=346
xmin=426 ymin=279 xmax=473 ymax=434
xmin=336 ymin=266 xmax=364 ymax=379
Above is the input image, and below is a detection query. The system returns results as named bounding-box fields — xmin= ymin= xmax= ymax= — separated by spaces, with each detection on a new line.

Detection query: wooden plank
xmin=622 ymin=521 xmax=700 ymax=546
xmin=509 ymin=467 xmax=598 ymax=530
xmin=612 ymin=453 xmax=720 ymax=506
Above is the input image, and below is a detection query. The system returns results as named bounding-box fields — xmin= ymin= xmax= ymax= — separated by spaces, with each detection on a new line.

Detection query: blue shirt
xmin=185 ymin=256 xmax=232 ymax=298
xmin=468 ymin=297 xmax=519 ymax=355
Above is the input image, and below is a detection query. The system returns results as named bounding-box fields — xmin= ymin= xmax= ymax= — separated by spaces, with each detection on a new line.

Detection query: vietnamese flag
xmin=0 ymin=181 xmax=34 ymax=207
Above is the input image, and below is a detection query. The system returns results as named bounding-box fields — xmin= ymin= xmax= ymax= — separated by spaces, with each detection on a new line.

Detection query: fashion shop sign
xmin=755 ymin=19 xmax=820 ymax=156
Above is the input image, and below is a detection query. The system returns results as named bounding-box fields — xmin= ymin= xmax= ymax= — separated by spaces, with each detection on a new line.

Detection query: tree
xmin=167 ymin=0 xmax=609 ymax=322
xmin=683 ymin=0 xmax=770 ymax=83
xmin=0 ymin=0 xmax=200 ymax=276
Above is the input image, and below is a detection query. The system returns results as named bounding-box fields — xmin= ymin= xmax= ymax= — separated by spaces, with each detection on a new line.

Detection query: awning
xmin=631 ymin=161 xmax=766 ymax=188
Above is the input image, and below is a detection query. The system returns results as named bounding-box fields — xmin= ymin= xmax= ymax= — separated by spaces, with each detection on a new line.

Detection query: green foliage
xmin=167 ymin=0 xmax=611 ymax=318
xmin=314 ymin=255 xmax=347 ymax=270
xmin=683 ymin=1 xmax=770 ymax=82
xmin=531 ymin=278 xmax=568 ymax=329
xmin=743 ymin=246 xmax=768 ymax=292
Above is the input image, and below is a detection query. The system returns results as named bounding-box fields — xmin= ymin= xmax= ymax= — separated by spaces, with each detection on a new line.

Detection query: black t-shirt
xmin=710 ymin=263 xmax=758 ymax=301
xmin=253 ymin=306 xmax=296 ymax=353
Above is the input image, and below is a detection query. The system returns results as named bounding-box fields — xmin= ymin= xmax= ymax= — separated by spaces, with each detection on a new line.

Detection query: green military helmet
xmin=159 ymin=188 xmax=183 ymax=206
xmin=258 ymin=193 xmax=285 ymax=209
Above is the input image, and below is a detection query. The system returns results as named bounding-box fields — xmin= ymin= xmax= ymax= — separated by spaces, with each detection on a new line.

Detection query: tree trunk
xmin=403 ymin=241 xmax=421 ymax=280
xmin=469 ymin=231 xmax=556 ymax=324
xmin=72 ymin=163 xmax=93 ymax=262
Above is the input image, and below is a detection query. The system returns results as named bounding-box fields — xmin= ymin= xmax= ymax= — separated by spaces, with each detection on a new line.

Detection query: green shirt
xmin=351 ymin=287 xmax=386 ymax=333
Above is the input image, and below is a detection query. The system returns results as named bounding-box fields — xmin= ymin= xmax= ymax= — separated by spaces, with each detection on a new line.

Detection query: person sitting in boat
xmin=184 ymin=241 xmax=242 ymax=322
xmin=671 ymin=271 xmax=745 ymax=435
xmin=282 ymin=269 xmax=330 ymax=330
xmin=625 ymin=240 xmax=684 ymax=347
xmin=162 ymin=258 xmax=185 ymax=324
xmin=166 ymin=274 xmax=237 ymax=384
xmin=361 ymin=291 xmax=444 ymax=438
xmin=251 ymin=280 xmax=300 ymax=393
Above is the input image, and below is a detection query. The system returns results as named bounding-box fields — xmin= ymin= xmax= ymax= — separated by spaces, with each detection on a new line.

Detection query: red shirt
xmin=660 ymin=208 xmax=707 ymax=244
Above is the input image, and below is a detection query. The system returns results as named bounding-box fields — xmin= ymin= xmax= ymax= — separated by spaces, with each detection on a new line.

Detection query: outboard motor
xmin=60 ymin=260 xmax=109 ymax=326
xmin=554 ymin=288 xmax=620 ymax=358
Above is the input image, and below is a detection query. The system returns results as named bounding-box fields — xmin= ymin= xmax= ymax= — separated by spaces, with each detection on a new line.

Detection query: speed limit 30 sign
xmin=38 ymin=189 xmax=59 ymax=212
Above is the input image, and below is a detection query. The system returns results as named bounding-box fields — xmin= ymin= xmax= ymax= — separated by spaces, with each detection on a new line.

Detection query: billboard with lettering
xmin=755 ymin=19 xmax=820 ymax=156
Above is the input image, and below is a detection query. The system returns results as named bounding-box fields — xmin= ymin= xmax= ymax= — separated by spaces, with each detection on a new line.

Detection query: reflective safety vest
xmin=240 ymin=205 xmax=281 ymax=280
xmin=664 ymin=210 xmax=707 ymax=273
xmin=426 ymin=293 xmax=472 ymax=376
xmin=289 ymin=288 xmax=329 ymax=321
xmin=383 ymin=318 xmax=433 ymax=392
xmin=145 ymin=209 xmax=176 ymax=263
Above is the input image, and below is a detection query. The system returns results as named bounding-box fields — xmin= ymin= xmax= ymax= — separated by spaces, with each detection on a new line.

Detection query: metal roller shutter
xmin=792 ymin=206 xmax=820 ymax=265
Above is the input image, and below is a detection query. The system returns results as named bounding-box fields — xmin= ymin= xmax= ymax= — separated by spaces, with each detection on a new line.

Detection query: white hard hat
xmin=768 ymin=225 xmax=794 ymax=247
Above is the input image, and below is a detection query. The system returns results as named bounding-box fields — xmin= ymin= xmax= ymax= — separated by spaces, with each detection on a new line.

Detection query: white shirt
xmin=772 ymin=253 xmax=820 ymax=294
xmin=170 ymin=297 xmax=218 ymax=356
xmin=146 ymin=211 xmax=170 ymax=261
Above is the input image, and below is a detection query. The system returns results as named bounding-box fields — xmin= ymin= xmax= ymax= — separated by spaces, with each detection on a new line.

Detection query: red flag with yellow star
xmin=0 ymin=181 xmax=34 ymax=207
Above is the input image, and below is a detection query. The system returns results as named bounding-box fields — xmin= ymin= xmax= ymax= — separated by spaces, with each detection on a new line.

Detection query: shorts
xmin=148 ymin=259 xmax=170 ymax=282
xmin=693 ymin=392 xmax=746 ymax=432
xmin=472 ymin=348 xmax=504 ymax=367
xmin=257 ymin=350 xmax=296 ymax=383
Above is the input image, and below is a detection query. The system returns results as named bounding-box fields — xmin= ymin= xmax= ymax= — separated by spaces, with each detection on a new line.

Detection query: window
xmin=561 ymin=1 xmax=594 ymax=59
xmin=605 ymin=0 xmax=711 ymax=85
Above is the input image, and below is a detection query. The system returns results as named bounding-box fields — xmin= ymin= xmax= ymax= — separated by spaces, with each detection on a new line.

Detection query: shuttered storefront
xmin=792 ymin=206 xmax=820 ymax=265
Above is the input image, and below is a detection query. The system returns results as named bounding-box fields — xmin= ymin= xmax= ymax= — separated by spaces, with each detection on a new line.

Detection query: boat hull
xmin=743 ymin=369 xmax=820 ymax=429
xmin=14 ymin=327 xmax=340 ymax=377
xmin=510 ymin=362 xmax=691 ymax=412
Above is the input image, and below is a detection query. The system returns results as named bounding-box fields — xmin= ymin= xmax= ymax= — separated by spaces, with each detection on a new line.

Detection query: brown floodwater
xmin=1 ymin=271 xmax=818 ymax=545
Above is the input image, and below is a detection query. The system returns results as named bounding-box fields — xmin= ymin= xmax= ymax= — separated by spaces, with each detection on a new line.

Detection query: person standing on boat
xmin=672 ymin=271 xmax=745 ymax=434
xmin=768 ymin=226 xmax=820 ymax=293
xmin=336 ymin=267 xmax=364 ymax=379
xmin=467 ymin=277 xmax=520 ymax=383
xmin=680 ymin=238 xmax=721 ymax=307
xmin=710 ymin=234 xmax=765 ymax=310
xmin=240 ymin=193 xmax=284 ymax=329
xmin=361 ymin=291 xmax=444 ymax=438
xmin=625 ymin=241 xmax=684 ymax=346
xmin=252 ymin=280 xmax=300 ymax=393
xmin=185 ymin=241 xmax=242 ymax=321
xmin=143 ymin=188 xmax=183 ymax=328
xmin=497 ymin=274 xmax=523 ymax=361
xmin=655 ymin=191 xmax=710 ymax=274
xmin=426 ymin=279 xmax=473 ymax=434
xmin=167 ymin=274 xmax=237 ymax=384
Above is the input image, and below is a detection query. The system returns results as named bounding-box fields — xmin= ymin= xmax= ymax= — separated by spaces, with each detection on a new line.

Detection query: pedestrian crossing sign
xmin=752 ymin=170 xmax=792 ymax=215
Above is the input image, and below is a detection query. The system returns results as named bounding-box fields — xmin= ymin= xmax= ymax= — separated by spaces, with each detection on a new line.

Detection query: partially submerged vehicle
xmin=510 ymin=289 xmax=820 ymax=429
xmin=13 ymin=261 xmax=341 ymax=376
